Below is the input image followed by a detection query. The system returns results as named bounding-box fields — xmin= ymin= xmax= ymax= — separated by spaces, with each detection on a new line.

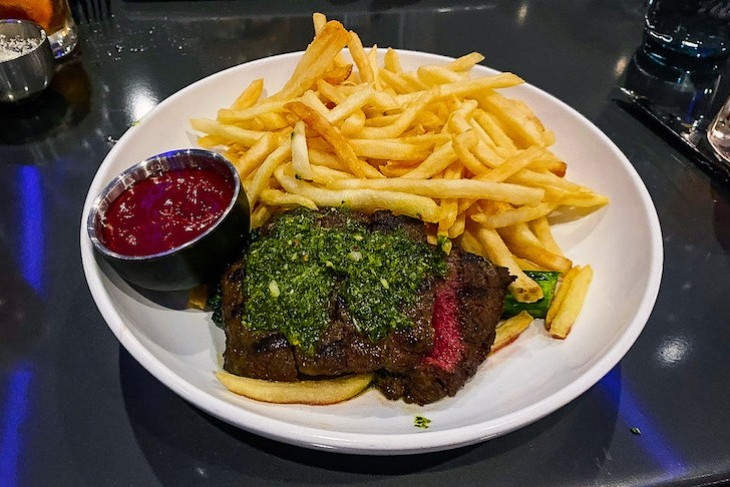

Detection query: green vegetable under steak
xmin=501 ymin=270 xmax=560 ymax=319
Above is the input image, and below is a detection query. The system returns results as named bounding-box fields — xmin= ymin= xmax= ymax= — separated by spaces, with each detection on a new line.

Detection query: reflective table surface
xmin=2 ymin=1 xmax=730 ymax=485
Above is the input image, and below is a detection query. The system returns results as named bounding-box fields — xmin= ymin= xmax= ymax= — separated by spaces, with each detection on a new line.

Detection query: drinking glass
xmin=0 ymin=0 xmax=78 ymax=58
xmin=642 ymin=0 xmax=730 ymax=66
xmin=708 ymin=96 xmax=730 ymax=163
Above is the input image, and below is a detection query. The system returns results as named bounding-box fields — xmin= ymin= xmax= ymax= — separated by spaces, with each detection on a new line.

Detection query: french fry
xmin=371 ymin=90 xmax=399 ymax=110
xmin=379 ymin=68 xmax=412 ymax=94
xmin=476 ymin=90 xmax=546 ymax=148
xmin=499 ymin=224 xmax=572 ymax=273
xmin=443 ymin=52 xmax=485 ymax=72
xmin=250 ymin=204 xmax=274 ymax=228
xmin=452 ymin=130 xmax=490 ymax=176
xmin=491 ymin=311 xmax=533 ymax=353
xmin=463 ymin=225 xmax=543 ymax=302
xmin=217 ymin=370 xmax=373 ymax=405
xmin=291 ymin=120 xmax=313 ymax=180
xmin=546 ymin=265 xmax=593 ymax=339
xmin=308 ymin=148 xmax=349 ymax=171
xmin=190 ymin=118 xmax=267 ymax=147
xmin=246 ymin=138 xmax=292 ymax=207
xmin=403 ymin=133 xmax=451 ymax=147
xmin=468 ymin=116 xmax=497 ymax=147
xmin=480 ymin=146 xmax=545 ymax=183
xmin=187 ymin=283 xmax=210 ymax=310
xmin=356 ymin=89 xmax=438 ymax=139
xmin=400 ymin=141 xmax=458 ymax=179
xmin=379 ymin=163 xmax=413 ymax=178
xmin=268 ymin=20 xmax=350 ymax=102
xmin=471 ymin=140 xmax=504 ymax=171
xmin=300 ymin=89 xmax=330 ymax=115
xmin=234 ymin=132 xmax=279 ymax=179
xmin=260 ymin=188 xmax=318 ymax=210
xmin=326 ymin=87 xmax=374 ymax=124
xmin=275 ymin=164 xmax=442 ymax=222
xmin=557 ymin=191 xmax=611 ymax=208
xmin=341 ymin=110 xmax=367 ymax=136
xmin=312 ymin=13 xmax=348 ymax=67
xmin=349 ymin=138 xmax=431 ymax=160
xmin=530 ymin=216 xmax=563 ymax=255
xmin=217 ymin=101 xmax=290 ymax=123
xmin=286 ymin=101 xmax=381 ymax=179
xmin=196 ymin=134 xmax=224 ymax=149
xmin=418 ymin=65 xmax=465 ymax=85
xmin=528 ymin=157 xmax=567 ymax=177
xmin=312 ymin=12 xmax=327 ymax=34
xmin=473 ymin=109 xmax=518 ymax=153
xmin=383 ymin=47 xmax=403 ymax=73
xmin=437 ymin=163 xmax=462 ymax=237
xmin=347 ymin=30 xmax=374 ymax=84
xmin=323 ymin=63 xmax=353 ymax=84
xmin=515 ymin=168 xmax=582 ymax=190
xmin=368 ymin=45 xmax=383 ymax=90
xmin=310 ymin=164 xmax=354 ymax=183
xmin=329 ymin=175 xmax=545 ymax=206
xmin=513 ymin=256 xmax=546 ymax=271
xmin=231 ymin=78 xmax=264 ymax=109
xmin=402 ymin=72 xmax=429 ymax=92
xmin=471 ymin=202 xmax=556 ymax=228
xmin=257 ymin=112 xmax=290 ymax=131
xmin=448 ymin=211 xmax=467 ymax=239
xmin=499 ymin=222 xmax=547 ymax=247
xmin=395 ymin=72 xmax=523 ymax=105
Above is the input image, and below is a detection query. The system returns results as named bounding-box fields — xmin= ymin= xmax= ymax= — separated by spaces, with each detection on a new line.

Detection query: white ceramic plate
xmin=80 ymin=50 xmax=662 ymax=455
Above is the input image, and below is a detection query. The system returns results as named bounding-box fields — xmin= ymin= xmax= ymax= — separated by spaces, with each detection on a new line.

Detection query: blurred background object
xmin=0 ymin=19 xmax=55 ymax=102
xmin=0 ymin=0 xmax=78 ymax=58
xmin=643 ymin=0 xmax=730 ymax=68
xmin=615 ymin=0 xmax=730 ymax=184
xmin=707 ymin=94 xmax=730 ymax=162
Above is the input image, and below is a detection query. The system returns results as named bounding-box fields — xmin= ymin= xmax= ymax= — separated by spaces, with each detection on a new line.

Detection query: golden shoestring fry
xmin=190 ymin=13 xmax=609 ymax=401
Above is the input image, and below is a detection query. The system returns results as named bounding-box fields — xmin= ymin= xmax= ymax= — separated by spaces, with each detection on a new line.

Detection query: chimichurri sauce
xmin=241 ymin=208 xmax=447 ymax=353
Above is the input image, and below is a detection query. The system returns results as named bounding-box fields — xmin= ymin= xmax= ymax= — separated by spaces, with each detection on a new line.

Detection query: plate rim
xmin=80 ymin=49 xmax=663 ymax=455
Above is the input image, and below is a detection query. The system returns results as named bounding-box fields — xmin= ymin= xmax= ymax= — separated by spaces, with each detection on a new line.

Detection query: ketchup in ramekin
xmin=99 ymin=167 xmax=234 ymax=256
xmin=87 ymin=149 xmax=250 ymax=291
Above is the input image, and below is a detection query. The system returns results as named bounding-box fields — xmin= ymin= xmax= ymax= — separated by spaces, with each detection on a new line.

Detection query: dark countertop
xmin=2 ymin=1 xmax=730 ymax=485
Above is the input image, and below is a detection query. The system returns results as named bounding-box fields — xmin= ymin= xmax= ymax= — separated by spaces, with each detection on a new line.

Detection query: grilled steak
xmin=375 ymin=250 xmax=513 ymax=404
xmin=221 ymin=208 xmax=513 ymax=404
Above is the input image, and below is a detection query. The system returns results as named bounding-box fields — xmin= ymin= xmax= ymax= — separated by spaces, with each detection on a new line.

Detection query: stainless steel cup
xmin=0 ymin=0 xmax=78 ymax=59
xmin=87 ymin=149 xmax=251 ymax=291
xmin=0 ymin=19 xmax=55 ymax=103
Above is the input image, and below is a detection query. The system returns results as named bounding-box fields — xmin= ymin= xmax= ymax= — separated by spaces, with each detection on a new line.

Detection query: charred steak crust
xmin=221 ymin=259 xmax=299 ymax=381
xmin=222 ymin=210 xmax=436 ymax=380
xmin=221 ymin=209 xmax=513 ymax=404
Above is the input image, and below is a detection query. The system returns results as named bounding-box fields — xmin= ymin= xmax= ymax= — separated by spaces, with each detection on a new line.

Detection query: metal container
xmin=87 ymin=149 xmax=251 ymax=291
xmin=0 ymin=19 xmax=55 ymax=103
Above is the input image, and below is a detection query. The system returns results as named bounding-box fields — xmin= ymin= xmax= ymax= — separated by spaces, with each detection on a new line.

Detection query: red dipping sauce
xmin=100 ymin=167 xmax=234 ymax=256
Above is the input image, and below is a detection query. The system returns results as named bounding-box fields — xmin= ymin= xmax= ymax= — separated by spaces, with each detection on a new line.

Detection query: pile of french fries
xmin=192 ymin=13 xmax=607 ymax=374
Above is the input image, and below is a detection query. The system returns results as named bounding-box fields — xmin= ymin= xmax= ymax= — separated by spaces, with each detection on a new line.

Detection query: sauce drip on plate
xmin=100 ymin=167 xmax=233 ymax=256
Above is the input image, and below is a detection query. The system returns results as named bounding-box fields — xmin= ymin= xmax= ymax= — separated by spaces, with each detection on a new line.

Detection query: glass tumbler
xmin=708 ymin=96 xmax=730 ymax=164
xmin=643 ymin=0 xmax=730 ymax=66
xmin=0 ymin=0 xmax=78 ymax=59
